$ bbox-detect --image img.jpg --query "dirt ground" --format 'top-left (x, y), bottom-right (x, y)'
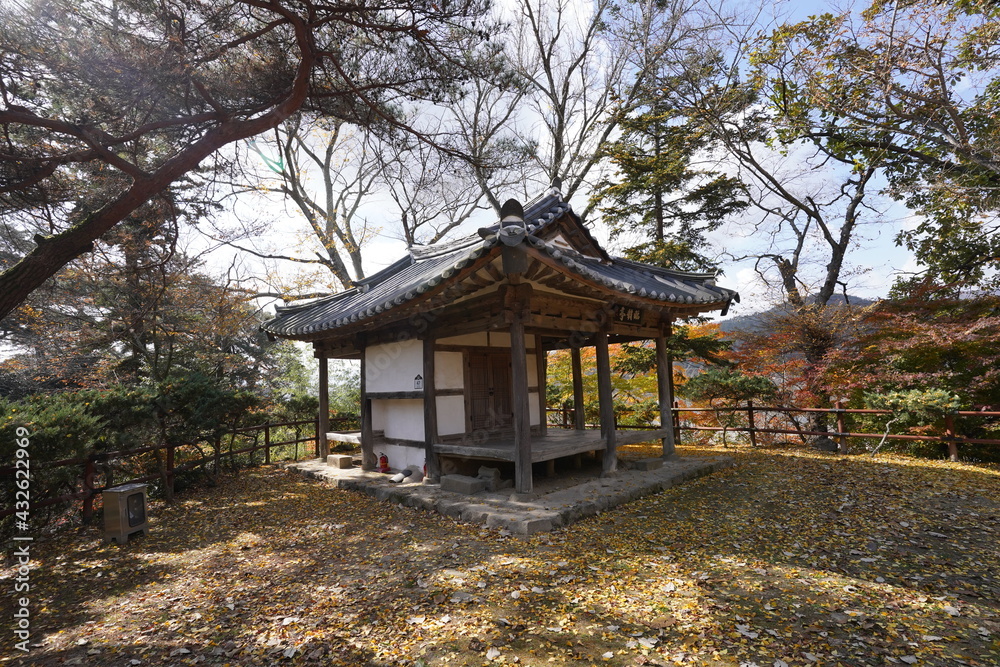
top-left (2, 444), bottom-right (999, 666)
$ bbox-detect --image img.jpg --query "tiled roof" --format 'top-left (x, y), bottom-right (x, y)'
top-left (263, 193), bottom-right (738, 339)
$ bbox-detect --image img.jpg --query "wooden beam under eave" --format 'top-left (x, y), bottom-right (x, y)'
top-left (484, 260), bottom-right (504, 282)
top-left (313, 338), bottom-right (361, 359)
top-left (595, 330), bottom-right (617, 475)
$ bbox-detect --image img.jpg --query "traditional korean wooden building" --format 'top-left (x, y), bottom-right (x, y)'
top-left (263, 187), bottom-right (738, 493)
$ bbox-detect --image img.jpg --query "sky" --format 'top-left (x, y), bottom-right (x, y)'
top-left (231, 132), bottom-right (923, 323)
top-left (206, 0), bottom-right (923, 323)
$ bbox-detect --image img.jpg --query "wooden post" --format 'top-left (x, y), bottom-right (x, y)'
top-left (673, 400), bottom-right (681, 447)
top-left (317, 354), bottom-right (330, 459)
top-left (510, 311), bottom-right (533, 493)
top-left (655, 333), bottom-right (676, 458)
top-left (423, 336), bottom-right (440, 481)
top-left (82, 457), bottom-right (96, 524)
top-left (746, 400), bottom-right (757, 448)
top-left (835, 401), bottom-right (848, 454)
top-left (359, 339), bottom-right (377, 470)
top-left (571, 345), bottom-right (586, 430)
top-left (945, 413), bottom-right (959, 462)
top-left (536, 335), bottom-right (547, 435)
top-left (264, 422), bottom-right (271, 464)
top-left (595, 330), bottom-right (616, 474)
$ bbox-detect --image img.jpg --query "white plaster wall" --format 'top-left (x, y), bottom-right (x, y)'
top-left (489, 332), bottom-right (512, 347)
top-left (365, 339), bottom-right (423, 393)
top-left (527, 353), bottom-right (537, 384)
top-left (437, 395), bottom-right (466, 435)
top-left (382, 399), bottom-right (425, 441)
top-left (435, 351), bottom-right (464, 389)
top-left (379, 443), bottom-right (426, 470)
top-left (529, 391), bottom-right (540, 426)
top-left (371, 399), bottom-right (387, 432)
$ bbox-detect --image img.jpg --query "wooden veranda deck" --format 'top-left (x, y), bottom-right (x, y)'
top-left (432, 427), bottom-right (672, 463)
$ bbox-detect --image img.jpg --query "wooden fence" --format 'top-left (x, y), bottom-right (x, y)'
top-left (546, 403), bottom-right (1000, 460)
top-left (0, 417), bottom-right (344, 523)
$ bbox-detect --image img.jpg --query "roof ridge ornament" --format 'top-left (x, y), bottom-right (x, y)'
top-left (499, 198), bottom-right (525, 227)
top-left (498, 197), bottom-right (527, 246)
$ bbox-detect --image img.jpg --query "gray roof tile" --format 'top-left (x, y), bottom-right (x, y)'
top-left (263, 194), bottom-right (738, 339)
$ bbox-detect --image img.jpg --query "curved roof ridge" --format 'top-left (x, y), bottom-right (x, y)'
top-left (354, 254), bottom-right (412, 287)
top-left (273, 288), bottom-right (358, 315)
top-left (261, 188), bottom-right (739, 340)
top-left (408, 233), bottom-right (483, 261)
top-left (526, 233), bottom-right (738, 306)
top-left (610, 255), bottom-right (720, 281)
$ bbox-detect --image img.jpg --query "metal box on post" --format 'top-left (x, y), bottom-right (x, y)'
top-left (103, 483), bottom-right (149, 544)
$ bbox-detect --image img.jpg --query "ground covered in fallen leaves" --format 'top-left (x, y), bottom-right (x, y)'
top-left (3, 445), bottom-right (1000, 667)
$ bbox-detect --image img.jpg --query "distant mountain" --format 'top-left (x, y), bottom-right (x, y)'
top-left (716, 295), bottom-right (877, 335)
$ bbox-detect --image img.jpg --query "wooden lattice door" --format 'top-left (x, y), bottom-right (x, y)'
top-left (469, 351), bottom-right (513, 432)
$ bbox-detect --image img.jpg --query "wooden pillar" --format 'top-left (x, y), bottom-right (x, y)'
top-left (834, 400), bottom-right (848, 454)
top-left (570, 345), bottom-right (586, 430)
top-left (511, 313), bottom-right (533, 493)
top-left (423, 336), bottom-right (440, 481)
top-left (945, 413), bottom-right (959, 462)
top-left (536, 335), bottom-right (547, 434)
top-left (359, 342), bottom-right (376, 470)
top-left (500, 235), bottom-right (532, 492)
top-left (318, 354), bottom-right (330, 459)
top-left (595, 331), bottom-right (617, 474)
top-left (655, 332), bottom-right (676, 459)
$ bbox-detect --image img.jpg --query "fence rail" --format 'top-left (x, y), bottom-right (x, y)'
top-left (0, 417), bottom-right (336, 522)
top-left (546, 403), bottom-right (1000, 460)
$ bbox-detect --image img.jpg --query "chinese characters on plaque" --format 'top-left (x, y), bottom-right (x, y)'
top-left (615, 306), bottom-right (642, 324)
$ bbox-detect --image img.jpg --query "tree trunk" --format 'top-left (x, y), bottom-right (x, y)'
top-left (0, 11), bottom-right (316, 321)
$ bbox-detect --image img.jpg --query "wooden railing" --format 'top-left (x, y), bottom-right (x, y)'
top-left (0, 417), bottom-right (340, 523)
top-left (546, 404), bottom-right (1000, 460)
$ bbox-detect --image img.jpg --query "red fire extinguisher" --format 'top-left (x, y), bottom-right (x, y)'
top-left (378, 452), bottom-right (390, 473)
